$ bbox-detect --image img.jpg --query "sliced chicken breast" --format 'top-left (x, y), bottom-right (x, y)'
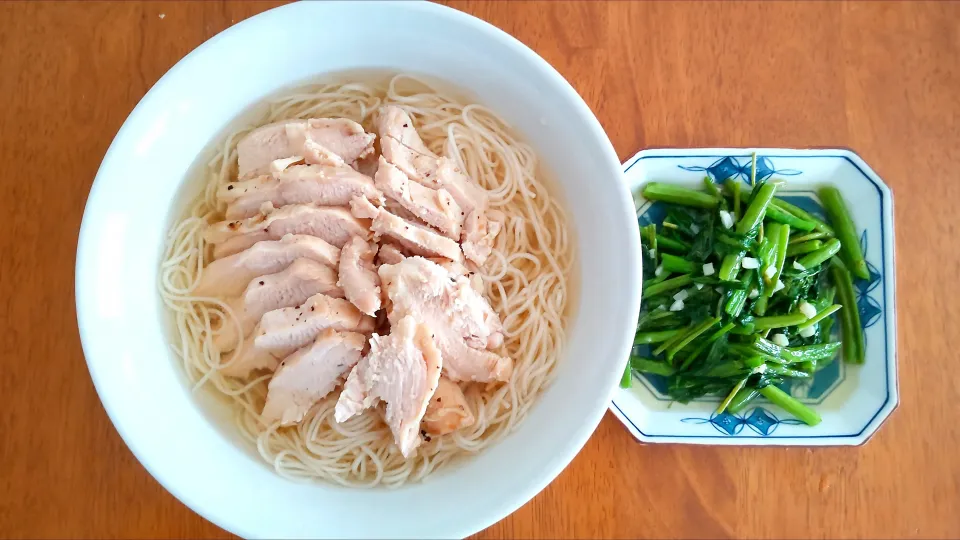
top-left (428, 257), bottom-right (470, 277)
top-left (379, 257), bottom-right (510, 382)
top-left (214, 259), bottom-right (344, 351)
top-left (194, 234), bottom-right (339, 297)
top-left (256, 292), bottom-right (375, 350)
top-left (349, 194), bottom-right (380, 220)
top-left (220, 293), bottom-right (374, 378)
top-left (448, 274), bottom-right (504, 350)
top-left (371, 245), bottom-right (470, 279)
top-left (431, 259), bottom-right (483, 294)
top-left (375, 107), bottom-right (487, 211)
top-left (374, 106), bottom-right (433, 155)
top-left (237, 118), bottom-right (375, 179)
top-left (212, 232), bottom-right (271, 260)
top-left (334, 315), bottom-right (443, 457)
top-left (260, 329), bottom-right (365, 426)
top-left (206, 204), bottom-right (372, 258)
top-left (290, 119), bottom-right (376, 164)
top-left (461, 209), bottom-right (502, 265)
top-left (432, 156), bottom-right (488, 216)
top-left (267, 156), bottom-right (305, 175)
top-left (379, 136), bottom-right (440, 184)
top-left (220, 164), bottom-right (383, 220)
top-left (376, 243), bottom-right (407, 266)
top-left (338, 236), bottom-right (381, 317)
top-left (375, 157), bottom-right (462, 239)
top-left (423, 377), bottom-right (476, 435)
top-left (380, 137), bottom-right (487, 216)
top-left (370, 207), bottom-right (463, 262)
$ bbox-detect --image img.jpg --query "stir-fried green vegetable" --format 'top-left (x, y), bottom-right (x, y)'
top-left (623, 161), bottom-right (870, 426)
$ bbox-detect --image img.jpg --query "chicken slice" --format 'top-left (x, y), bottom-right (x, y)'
top-left (375, 157), bottom-right (462, 239)
top-left (293, 119), bottom-right (375, 163)
top-left (256, 293), bottom-right (375, 350)
top-left (338, 236), bottom-right (381, 317)
top-left (220, 293), bottom-right (374, 378)
top-left (370, 207), bottom-right (463, 262)
top-left (206, 204), bottom-right (372, 258)
top-left (374, 105), bottom-right (433, 155)
top-left (380, 256), bottom-right (486, 310)
top-left (237, 118), bottom-right (375, 179)
top-left (374, 106), bottom-right (487, 212)
top-left (214, 259), bottom-right (343, 351)
top-left (461, 209), bottom-right (502, 265)
top-left (376, 243), bottom-right (406, 266)
top-left (349, 194), bottom-right (380, 220)
top-left (422, 378), bottom-right (475, 435)
top-left (378, 137), bottom-right (440, 186)
top-left (334, 315), bottom-right (443, 457)
top-left (220, 165), bottom-right (383, 220)
top-left (349, 194), bottom-right (460, 261)
top-left (377, 138), bottom-right (482, 213)
top-left (432, 259), bottom-right (484, 295)
top-left (194, 234), bottom-right (340, 297)
top-left (428, 257), bottom-right (470, 278)
top-left (431, 156), bottom-right (488, 216)
top-left (372, 245), bottom-right (471, 279)
top-left (380, 138), bottom-right (486, 216)
top-left (379, 257), bottom-right (510, 382)
top-left (212, 233), bottom-right (271, 260)
top-left (268, 156), bottom-right (305, 175)
top-left (260, 329), bottom-right (365, 426)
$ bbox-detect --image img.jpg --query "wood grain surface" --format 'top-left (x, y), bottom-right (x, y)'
top-left (0, 1), bottom-right (957, 538)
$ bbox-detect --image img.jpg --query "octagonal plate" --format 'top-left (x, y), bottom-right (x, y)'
top-left (610, 148), bottom-right (897, 445)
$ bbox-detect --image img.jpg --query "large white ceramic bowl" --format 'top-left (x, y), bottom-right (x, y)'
top-left (75, 2), bottom-right (641, 538)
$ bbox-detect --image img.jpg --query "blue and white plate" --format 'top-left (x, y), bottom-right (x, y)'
top-left (611, 148), bottom-right (898, 445)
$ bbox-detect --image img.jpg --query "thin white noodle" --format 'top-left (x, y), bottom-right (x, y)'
top-left (157, 74), bottom-right (574, 487)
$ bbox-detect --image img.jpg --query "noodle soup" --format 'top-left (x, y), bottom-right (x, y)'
top-left (159, 72), bottom-right (574, 487)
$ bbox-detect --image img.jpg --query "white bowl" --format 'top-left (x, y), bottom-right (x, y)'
top-left (75, 2), bottom-right (641, 538)
top-left (611, 148), bottom-right (897, 445)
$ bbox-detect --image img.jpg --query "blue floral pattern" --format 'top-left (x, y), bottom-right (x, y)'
top-left (679, 156), bottom-right (801, 185)
top-left (856, 230), bottom-right (883, 330)
top-left (681, 406), bottom-right (806, 436)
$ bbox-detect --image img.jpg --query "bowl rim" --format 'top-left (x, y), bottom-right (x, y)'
top-left (610, 147), bottom-right (898, 446)
top-left (75, 1), bottom-right (641, 537)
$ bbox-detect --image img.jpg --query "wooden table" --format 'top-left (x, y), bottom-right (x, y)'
top-left (1, 1), bottom-right (956, 538)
